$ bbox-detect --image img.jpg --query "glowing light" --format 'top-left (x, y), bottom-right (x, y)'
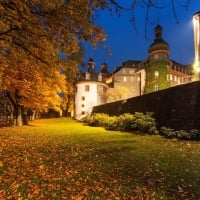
top-left (193, 11), bottom-right (200, 74)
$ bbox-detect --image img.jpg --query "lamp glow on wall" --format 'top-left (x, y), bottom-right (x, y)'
top-left (193, 11), bottom-right (200, 79)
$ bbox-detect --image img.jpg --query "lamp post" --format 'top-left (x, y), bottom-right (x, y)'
top-left (193, 11), bottom-right (200, 80)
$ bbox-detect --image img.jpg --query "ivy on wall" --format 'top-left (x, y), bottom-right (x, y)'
top-left (144, 60), bottom-right (171, 94)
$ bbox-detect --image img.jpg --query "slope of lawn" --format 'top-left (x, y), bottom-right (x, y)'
top-left (0, 118), bottom-right (200, 199)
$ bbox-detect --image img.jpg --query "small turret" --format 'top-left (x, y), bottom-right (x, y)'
top-left (88, 58), bottom-right (95, 73)
top-left (148, 24), bottom-right (169, 61)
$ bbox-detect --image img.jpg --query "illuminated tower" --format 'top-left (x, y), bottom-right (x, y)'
top-left (193, 11), bottom-right (200, 73)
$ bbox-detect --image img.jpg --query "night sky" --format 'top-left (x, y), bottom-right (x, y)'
top-left (84, 0), bottom-right (200, 73)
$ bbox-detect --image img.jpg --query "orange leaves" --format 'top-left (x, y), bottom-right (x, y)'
top-left (1, 118), bottom-right (200, 199)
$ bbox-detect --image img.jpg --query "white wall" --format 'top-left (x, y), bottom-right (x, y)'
top-left (75, 81), bottom-right (107, 120)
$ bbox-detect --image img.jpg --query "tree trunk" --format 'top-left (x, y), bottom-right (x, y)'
top-left (22, 106), bottom-right (28, 125)
top-left (15, 105), bottom-right (22, 126)
top-left (31, 110), bottom-right (36, 120)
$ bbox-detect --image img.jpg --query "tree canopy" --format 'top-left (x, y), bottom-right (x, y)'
top-left (0, 0), bottom-right (107, 124)
top-left (0, 0), bottom-right (193, 125)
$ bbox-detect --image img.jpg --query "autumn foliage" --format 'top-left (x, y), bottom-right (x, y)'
top-left (0, 118), bottom-right (200, 199)
top-left (0, 0), bottom-right (107, 125)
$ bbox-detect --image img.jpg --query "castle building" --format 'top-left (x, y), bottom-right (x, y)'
top-left (144, 24), bottom-right (192, 93)
top-left (74, 58), bottom-right (110, 120)
top-left (109, 25), bottom-right (192, 97)
top-left (74, 24), bottom-right (193, 119)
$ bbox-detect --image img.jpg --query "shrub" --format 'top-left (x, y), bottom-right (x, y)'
top-left (82, 113), bottom-right (110, 127)
top-left (160, 128), bottom-right (200, 141)
top-left (160, 127), bottom-right (176, 139)
top-left (105, 116), bottom-right (119, 130)
top-left (189, 129), bottom-right (200, 140)
top-left (176, 130), bottom-right (190, 140)
top-left (116, 113), bottom-right (135, 131)
top-left (83, 112), bottom-right (158, 135)
top-left (131, 112), bottom-right (157, 134)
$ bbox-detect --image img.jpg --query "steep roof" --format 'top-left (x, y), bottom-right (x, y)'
top-left (148, 24), bottom-right (169, 54)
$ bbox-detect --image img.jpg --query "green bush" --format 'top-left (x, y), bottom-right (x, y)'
top-left (176, 130), bottom-right (190, 140)
top-left (189, 129), bottom-right (200, 140)
top-left (131, 112), bottom-right (157, 134)
top-left (83, 112), bottom-right (158, 135)
top-left (117, 113), bottom-right (135, 131)
top-left (160, 127), bottom-right (200, 140)
top-left (160, 127), bottom-right (176, 138)
top-left (82, 113), bottom-right (110, 127)
top-left (105, 116), bottom-right (119, 131)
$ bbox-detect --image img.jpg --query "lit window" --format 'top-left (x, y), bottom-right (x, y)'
top-left (154, 71), bottom-right (159, 80)
top-left (98, 73), bottom-right (102, 81)
top-left (155, 84), bottom-right (159, 91)
top-left (98, 85), bottom-right (103, 93)
top-left (123, 76), bottom-right (127, 82)
top-left (178, 77), bottom-right (181, 84)
top-left (167, 74), bottom-right (170, 81)
top-left (85, 72), bottom-right (90, 80)
top-left (85, 85), bottom-right (90, 92)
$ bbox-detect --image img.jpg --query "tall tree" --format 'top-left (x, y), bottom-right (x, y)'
top-left (0, 0), bottom-right (106, 125)
top-left (0, 0), bottom-right (192, 125)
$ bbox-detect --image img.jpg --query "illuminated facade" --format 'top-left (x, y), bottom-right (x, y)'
top-left (193, 11), bottom-right (200, 75)
top-left (108, 25), bottom-right (192, 96)
top-left (75, 24), bottom-right (193, 119)
top-left (74, 58), bottom-right (110, 120)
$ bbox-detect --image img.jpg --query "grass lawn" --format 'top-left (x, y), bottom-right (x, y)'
top-left (0, 118), bottom-right (200, 200)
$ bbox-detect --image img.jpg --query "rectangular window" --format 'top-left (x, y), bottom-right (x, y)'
top-left (167, 74), bottom-right (170, 81)
top-left (85, 72), bottom-right (90, 80)
top-left (85, 85), bottom-right (90, 92)
top-left (81, 96), bottom-right (85, 101)
top-left (123, 76), bottom-right (127, 82)
top-left (98, 74), bottom-right (102, 81)
top-left (98, 85), bottom-right (104, 93)
top-left (155, 85), bottom-right (159, 91)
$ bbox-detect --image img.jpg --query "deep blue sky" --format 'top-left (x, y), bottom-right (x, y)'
top-left (84, 0), bottom-right (200, 73)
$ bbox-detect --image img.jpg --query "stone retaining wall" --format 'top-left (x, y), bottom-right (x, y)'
top-left (92, 82), bottom-right (200, 130)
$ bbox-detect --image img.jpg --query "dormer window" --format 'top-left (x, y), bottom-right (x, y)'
top-left (85, 72), bottom-right (90, 80)
top-left (98, 73), bottom-right (102, 81)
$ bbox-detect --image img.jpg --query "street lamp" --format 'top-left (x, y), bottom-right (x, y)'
top-left (193, 11), bottom-right (200, 80)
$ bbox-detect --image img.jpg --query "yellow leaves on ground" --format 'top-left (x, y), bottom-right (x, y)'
top-left (0, 118), bottom-right (200, 199)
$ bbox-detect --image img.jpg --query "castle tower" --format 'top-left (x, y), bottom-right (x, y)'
top-left (144, 24), bottom-right (170, 94)
top-left (74, 58), bottom-right (108, 120)
top-left (148, 24), bottom-right (170, 61)
top-left (87, 57), bottom-right (95, 74)
top-left (193, 11), bottom-right (200, 73)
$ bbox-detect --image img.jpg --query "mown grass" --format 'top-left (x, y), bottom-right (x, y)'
top-left (0, 118), bottom-right (200, 199)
